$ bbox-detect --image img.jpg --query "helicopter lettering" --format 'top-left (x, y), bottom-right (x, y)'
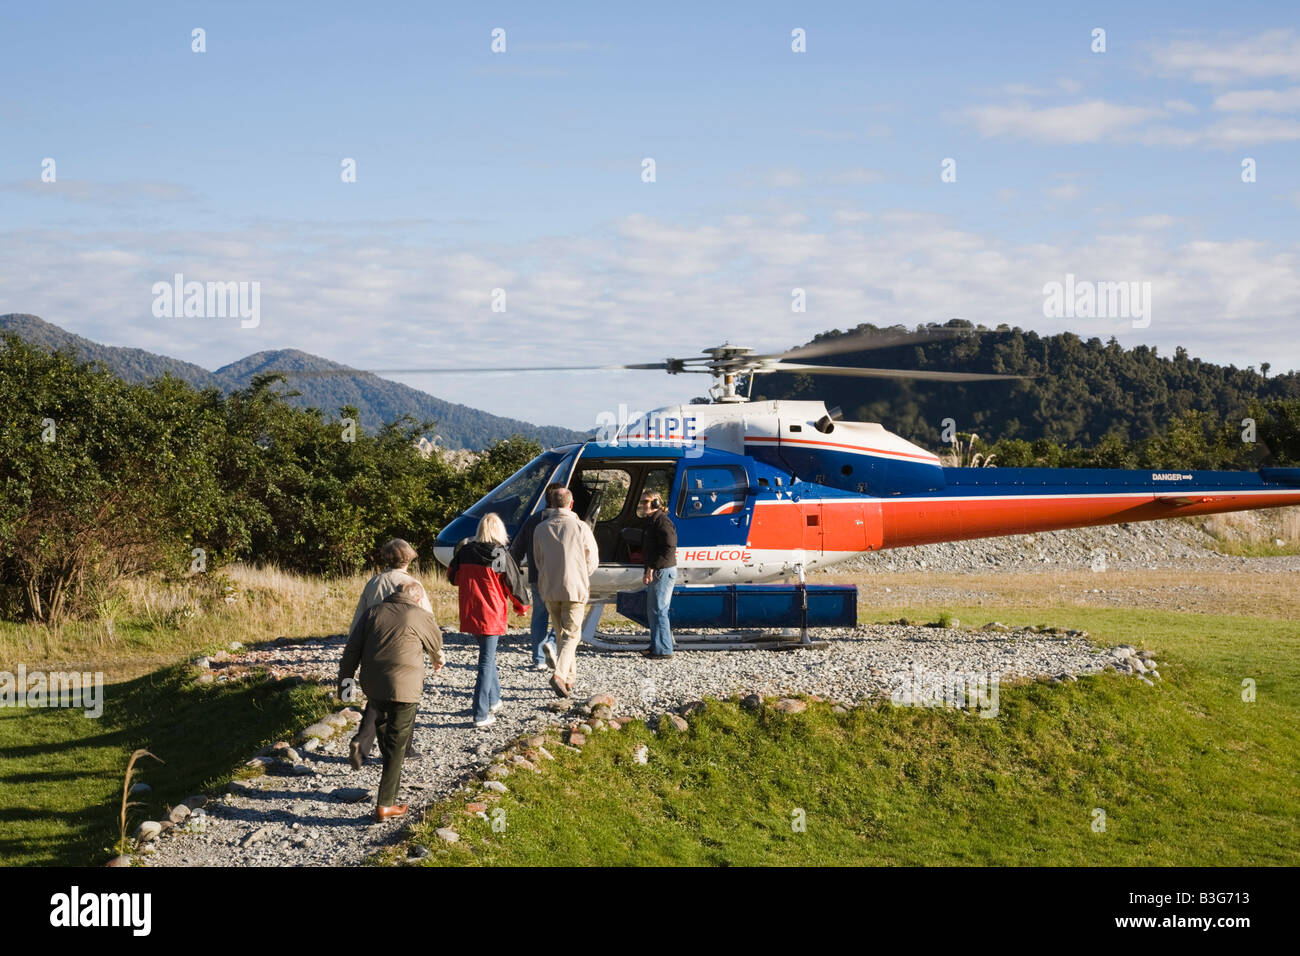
top-left (682, 549), bottom-right (752, 563)
top-left (595, 403), bottom-right (701, 455)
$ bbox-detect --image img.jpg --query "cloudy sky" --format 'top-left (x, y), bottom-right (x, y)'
top-left (3, 1), bottom-right (1298, 430)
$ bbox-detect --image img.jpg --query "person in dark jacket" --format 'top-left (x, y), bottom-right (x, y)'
top-left (338, 580), bottom-right (444, 822)
top-left (509, 482), bottom-right (565, 671)
top-left (346, 538), bottom-right (433, 770)
top-left (639, 490), bottom-right (678, 659)
top-left (447, 512), bottom-right (529, 727)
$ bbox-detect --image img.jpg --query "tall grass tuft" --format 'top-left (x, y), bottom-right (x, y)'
top-left (116, 748), bottom-right (163, 857)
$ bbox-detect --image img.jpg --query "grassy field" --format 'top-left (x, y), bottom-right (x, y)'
top-left (2, 549), bottom-right (1297, 867)
top-left (0, 666), bottom-right (333, 866)
top-left (395, 601), bottom-right (1298, 866)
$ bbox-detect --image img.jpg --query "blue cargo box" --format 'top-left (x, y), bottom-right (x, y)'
top-left (616, 584), bottom-right (858, 629)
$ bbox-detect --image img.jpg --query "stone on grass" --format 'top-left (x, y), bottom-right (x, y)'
top-left (483, 780), bottom-right (508, 793)
top-left (771, 698), bottom-right (807, 714)
top-left (296, 723), bottom-right (335, 744)
top-left (568, 732), bottom-right (587, 747)
top-left (465, 802), bottom-right (487, 815)
top-left (134, 821), bottom-right (162, 842)
top-left (664, 714), bottom-right (689, 732)
top-left (741, 694), bottom-right (762, 711)
top-left (167, 805), bottom-right (191, 825)
top-left (633, 745), bottom-right (649, 765)
top-left (485, 764), bottom-right (510, 780)
top-left (577, 723), bottom-right (594, 735)
top-left (435, 828), bottom-right (459, 844)
top-left (408, 845), bottom-right (430, 861)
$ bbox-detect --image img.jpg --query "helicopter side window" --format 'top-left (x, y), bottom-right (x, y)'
top-left (678, 465), bottom-right (747, 519)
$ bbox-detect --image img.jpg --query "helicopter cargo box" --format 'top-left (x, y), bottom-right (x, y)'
top-left (616, 584), bottom-right (857, 630)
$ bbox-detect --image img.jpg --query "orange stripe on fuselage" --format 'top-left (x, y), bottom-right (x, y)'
top-left (879, 491), bottom-right (1300, 549)
top-left (743, 491), bottom-right (1300, 552)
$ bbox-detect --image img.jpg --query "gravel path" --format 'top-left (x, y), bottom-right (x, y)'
top-left (143, 623), bottom-right (1136, 867)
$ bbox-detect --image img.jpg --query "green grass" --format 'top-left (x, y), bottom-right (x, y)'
top-left (0, 665), bottom-right (333, 866)
top-left (396, 606), bottom-right (1298, 866)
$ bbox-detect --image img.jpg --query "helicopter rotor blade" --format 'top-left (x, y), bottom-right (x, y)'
top-left (750, 326), bottom-right (972, 363)
top-left (279, 362), bottom-right (671, 378)
top-left (761, 363), bottom-right (1025, 383)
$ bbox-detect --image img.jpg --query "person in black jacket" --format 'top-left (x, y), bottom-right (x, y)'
top-left (509, 483), bottom-right (565, 671)
top-left (638, 490), bottom-right (677, 659)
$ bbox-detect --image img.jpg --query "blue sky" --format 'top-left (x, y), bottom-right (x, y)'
top-left (3, 1), bottom-right (1298, 430)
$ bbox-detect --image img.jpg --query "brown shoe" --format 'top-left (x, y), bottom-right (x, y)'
top-left (374, 804), bottom-right (408, 822)
top-left (549, 674), bottom-right (571, 698)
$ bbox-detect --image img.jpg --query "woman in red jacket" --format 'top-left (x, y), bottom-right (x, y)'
top-left (447, 513), bottom-right (529, 728)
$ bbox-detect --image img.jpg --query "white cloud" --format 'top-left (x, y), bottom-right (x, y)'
top-left (965, 100), bottom-right (1166, 143)
top-left (1131, 214), bottom-right (1176, 230)
top-left (1212, 87), bottom-right (1300, 112)
top-left (829, 167), bottom-right (886, 185)
top-left (3, 214), bottom-right (1297, 429)
top-left (1045, 183), bottom-right (1082, 201)
top-left (1150, 29), bottom-right (1300, 85)
top-left (4, 180), bottom-right (199, 204)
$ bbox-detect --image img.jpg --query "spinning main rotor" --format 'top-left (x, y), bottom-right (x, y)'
top-left (286, 327), bottom-right (1022, 403)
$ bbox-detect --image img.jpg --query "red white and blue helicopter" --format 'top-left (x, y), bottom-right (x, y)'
top-left (420, 330), bottom-right (1300, 648)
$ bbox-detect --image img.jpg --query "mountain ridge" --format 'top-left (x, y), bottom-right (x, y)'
top-left (0, 314), bottom-right (586, 450)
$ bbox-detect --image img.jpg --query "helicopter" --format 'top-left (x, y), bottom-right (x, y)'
top-left (413, 327), bottom-right (1300, 648)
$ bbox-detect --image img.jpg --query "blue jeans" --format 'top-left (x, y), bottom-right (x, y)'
top-left (472, 634), bottom-right (501, 722)
top-left (647, 566), bottom-right (677, 656)
top-left (529, 583), bottom-right (556, 665)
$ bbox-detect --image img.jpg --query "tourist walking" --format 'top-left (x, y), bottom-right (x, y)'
top-left (447, 513), bottom-right (530, 728)
top-left (532, 486), bottom-right (599, 698)
top-left (337, 580), bottom-right (444, 822)
top-left (509, 483), bottom-right (565, 671)
top-left (346, 538), bottom-right (433, 769)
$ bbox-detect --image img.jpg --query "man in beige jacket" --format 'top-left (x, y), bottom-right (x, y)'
top-left (532, 486), bottom-right (599, 697)
top-left (338, 580), bottom-right (444, 822)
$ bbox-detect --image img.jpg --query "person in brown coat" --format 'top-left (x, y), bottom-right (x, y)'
top-left (338, 580), bottom-right (444, 822)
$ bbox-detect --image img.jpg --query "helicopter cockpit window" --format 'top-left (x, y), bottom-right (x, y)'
top-left (464, 450), bottom-right (565, 527)
top-left (678, 465), bottom-right (747, 518)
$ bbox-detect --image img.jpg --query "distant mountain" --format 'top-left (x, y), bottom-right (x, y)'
top-left (0, 314), bottom-right (585, 450)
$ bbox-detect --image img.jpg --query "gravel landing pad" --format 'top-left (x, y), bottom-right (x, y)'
top-left (144, 625), bottom-right (1139, 867)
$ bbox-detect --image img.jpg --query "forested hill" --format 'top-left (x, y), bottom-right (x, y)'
top-left (753, 320), bottom-right (1300, 448)
top-left (0, 314), bottom-right (585, 450)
